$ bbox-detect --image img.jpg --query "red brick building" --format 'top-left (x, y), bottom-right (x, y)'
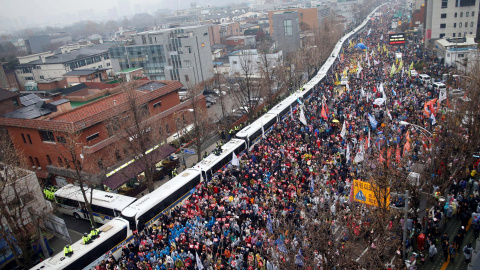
top-left (0, 89), bottom-right (21, 115)
top-left (0, 80), bottom-right (206, 188)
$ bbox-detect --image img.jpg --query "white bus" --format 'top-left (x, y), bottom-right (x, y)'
top-left (54, 184), bottom-right (137, 224)
top-left (31, 218), bottom-right (132, 270)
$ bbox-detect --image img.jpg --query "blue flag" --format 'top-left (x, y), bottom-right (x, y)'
top-left (267, 212), bottom-right (273, 233)
top-left (368, 113), bottom-right (378, 129)
top-left (392, 88), bottom-right (396, 96)
top-left (276, 237), bottom-right (287, 253)
top-left (295, 249), bottom-right (304, 267)
top-left (297, 97), bottom-right (303, 105)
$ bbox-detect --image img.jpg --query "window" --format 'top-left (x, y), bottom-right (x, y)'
top-left (86, 132), bottom-right (100, 142)
top-left (21, 134), bottom-right (26, 144)
top-left (464, 32), bottom-right (467, 36)
top-left (460, 12), bottom-right (463, 17)
top-left (233, 61), bottom-right (237, 64)
top-left (165, 124), bottom-right (170, 135)
top-left (29, 156), bottom-right (34, 167)
top-left (440, 33), bottom-right (446, 38)
top-left (459, 54), bottom-right (465, 58)
top-left (39, 130), bottom-right (55, 142)
top-left (455, 13), bottom-right (458, 18)
top-left (441, 0), bottom-right (448, 8)
top-left (440, 24), bottom-right (446, 28)
top-left (441, 13), bottom-right (447, 18)
top-left (284, 19), bottom-right (293, 36)
top-left (466, 12), bottom-right (469, 17)
top-left (185, 75), bottom-right (189, 82)
top-left (97, 159), bottom-right (104, 170)
top-left (35, 157), bottom-right (40, 167)
top-left (460, 22), bottom-right (463, 27)
top-left (64, 158), bottom-right (70, 169)
top-left (456, 0), bottom-right (476, 7)
top-left (153, 101), bottom-right (162, 108)
top-left (459, 32), bottom-right (462, 37)
top-left (465, 21), bottom-right (468, 27)
top-left (12, 98), bottom-right (18, 106)
top-left (39, 75), bottom-right (44, 79)
top-left (472, 12), bottom-right (475, 17)
top-left (454, 23), bottom-right (457, 28)
top-left (46, 155), bottom-right (52, 165)
top-left (57, 136), bottom-right (66, 144)
top-left (471, 22), bottom-right (474, 27)
top-left (453, 33), bottom-right (456, 37)
top-left (27, 134), bottom-right (32, 144)
top-left (57, 157), bottom-right (63, 167)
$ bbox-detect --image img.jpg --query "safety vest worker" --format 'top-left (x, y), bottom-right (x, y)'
top-left (82, 233), bottom-right (91, 244)
top-left (172, 168), bottom-right (178, 177)
top-left (229, 129), bottom-right (234, 134)
top-left (64, 245), bottom-right (73, 256)
top-left (90, 226), bottom-right (99, 239)
top-left (234, 125), bottom-right (239, 131)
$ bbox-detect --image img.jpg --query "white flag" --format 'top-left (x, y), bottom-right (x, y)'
top-left (367, 129), bottom-right (371, 148)
top-left (439, 90), bottom-right (447, 102)
top-left (196, 252), bottom-right (204, 270)
top-left (374, 59), bottom-right (380, 65)
top-left (340, 121), bottom-right (346, 139)
top-left (299, 107), bottom-right (307, 125)
top-left (354, 144), bottom-right (364, 163)
top-left (373, 97), bottom-right (386, 106)
top-left (361, 87), bottom-right (365, 97)
top-left (401, 67), bottom-right (405, 77)
top-left (262, 124), bottom-right (266, 139)
top-left (346, 143), bottom-right (350, 162)
top-left (231, 152), bottom-right (240, 166)
top-left (387, 108), bottom-right (392, 120)
top-left (430, 113), bottom-right (436, 125)
top-left (380, 35), bottom-right (383, 40)
top-left (346, 83), bottom-right (350, 91)
top-left (367, 56), bottom-right (371, 67)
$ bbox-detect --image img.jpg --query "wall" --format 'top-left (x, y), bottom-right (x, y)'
top-left (272, 11), bottom-right (301, 55)
top-left (37, 79), bottom-right (68, 91)
top-left (268, 8), bottom-right (318, 35)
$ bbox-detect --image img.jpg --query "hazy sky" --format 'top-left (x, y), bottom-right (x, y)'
top-left (0, 0), bottom-right (234, 32)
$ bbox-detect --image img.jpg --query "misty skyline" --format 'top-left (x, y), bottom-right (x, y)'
top-left (0, 0), bottom-right (240, 33)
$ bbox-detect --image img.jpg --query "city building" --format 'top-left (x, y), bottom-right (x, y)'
top-left (0, 89), bottom-right (21, 115)
top-left (433, 35), bottom-right (478, 67)
top-left (0, 80), bottom-right (206, 189)
top-left (268, 8), bottom-right (319, 34)
top-left (109, 25), bottom-right (214, 87)
top-left (271, 11), bottom-right (301, 55)
top-left (63, 68), bottom-right (109, 85)
top-left (225, 36), bottom-right (257, 47)
top-left (335, 0), bottom-right (360, 25)
top-left (207, 22), bottom-right (241, 45)
top-left (15, 43), bottom-right (114, 88)
top-left (424, 0), bottom-right (479, 45)
top-left (228, 49), bottom-right (283, 77)
top-left (116, 67), bottom-right (145, 82)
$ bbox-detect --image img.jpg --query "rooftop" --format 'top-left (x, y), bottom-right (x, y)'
top-left (18, 43), bottom-right (114, 66)
top-left (63, 68), bottom-right (108, 77)
top-left (0, 89), bottom-right (20, 102)
top-left (118, 67), bottom-right (143, 73)
top-left (435, 35), bottom-right (477, 48)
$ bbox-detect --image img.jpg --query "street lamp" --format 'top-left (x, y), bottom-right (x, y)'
top-left (399, 121), bottom-right (432, 137)
top-left (173, 109), bottom-right (194, 169)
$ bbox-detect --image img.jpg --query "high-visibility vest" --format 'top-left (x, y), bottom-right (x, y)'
top-left (82, 235), bottom-right (90, 244)
top-left (64, 246), bottom-right (72, 255)
top-left (229, 129), bottom-right (234, 134)
top-left (90, 228), bottom-right (99, 237)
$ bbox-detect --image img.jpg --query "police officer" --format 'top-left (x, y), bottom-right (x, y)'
top-left (82, 233), bottom-right (91, 244)
top-left (228, 128), bottom-right (234, 140)
top-left (64, 244), bottom-right (73, 256)
top-left (172, 167), bottom-right (178, 177)
top-left (90, 226), bottom-right (99, 239)
top-left (234, 125), bottom-right (239, 134)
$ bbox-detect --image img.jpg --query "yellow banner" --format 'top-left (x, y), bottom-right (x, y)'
top-left (353, 179), bottom-right (390, 207)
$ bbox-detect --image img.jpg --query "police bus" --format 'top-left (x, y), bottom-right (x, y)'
top-left (54, 184), bottom-right (137, 224)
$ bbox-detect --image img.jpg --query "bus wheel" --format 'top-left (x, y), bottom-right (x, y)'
top-left (73, 213), bottom-right (81, 219)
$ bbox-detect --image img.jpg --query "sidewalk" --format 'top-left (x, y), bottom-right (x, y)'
top-left (418, 215), bottom-right (476, 270)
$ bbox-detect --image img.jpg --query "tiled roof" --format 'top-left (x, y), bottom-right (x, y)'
top-left (0, 80), bottom-right (183, 132)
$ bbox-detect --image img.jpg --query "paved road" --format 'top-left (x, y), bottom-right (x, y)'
top-left (48, 212), bottom-right (92, 256)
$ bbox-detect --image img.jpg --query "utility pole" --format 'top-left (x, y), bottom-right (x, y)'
top-left (391, 190), bottom-right (410, 262)
top-left (403, 190), bottom-right (409, 262)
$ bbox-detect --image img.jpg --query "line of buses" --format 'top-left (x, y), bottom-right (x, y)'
top-left (32, 4), bottom-right (387, 269)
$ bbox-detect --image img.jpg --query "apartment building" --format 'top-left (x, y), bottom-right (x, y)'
top-left (424, 0), bottom-right (479, 45)
top-left (15, 43), bottom-right (114, 88)
top-left (271, 11), bottom-right (301, 55)
top-left (109, 25), bottom-right (214, 87)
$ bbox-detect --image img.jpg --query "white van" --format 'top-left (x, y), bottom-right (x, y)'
top-left (432, 82), bottom-right (447, 92)
top-left (419, 74), bottom-right (431, 85)
top-left (410, 70), bottom-right (418, 78)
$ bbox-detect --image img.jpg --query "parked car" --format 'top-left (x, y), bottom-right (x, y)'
top-left (205, 95), bottom-right (217, 105)
top-left (203, 89), bottom-right (219, 96)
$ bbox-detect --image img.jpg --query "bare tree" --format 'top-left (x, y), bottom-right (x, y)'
top-left (0, 129), bottom-right (51, 268)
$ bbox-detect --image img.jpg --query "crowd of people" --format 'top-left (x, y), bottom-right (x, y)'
top-left (92, 3), bottom-right (480, 270)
